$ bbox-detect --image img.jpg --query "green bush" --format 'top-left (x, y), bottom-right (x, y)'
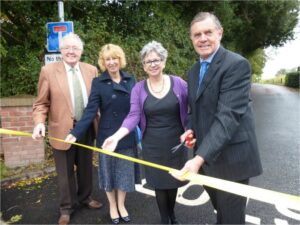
top-left (285, 72), bottom-right (300, 88)
top-left (2, 1), bottom-right (300, 97)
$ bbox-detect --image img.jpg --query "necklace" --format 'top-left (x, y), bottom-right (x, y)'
top-left (149, 77), bottom-right (165, 93)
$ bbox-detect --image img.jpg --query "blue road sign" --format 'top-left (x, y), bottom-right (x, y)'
top-left (47, 21), bottom-right (74, 52)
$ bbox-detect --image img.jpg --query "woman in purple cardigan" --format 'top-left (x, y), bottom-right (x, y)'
top-left (102, 41), bottom-right (188, 224)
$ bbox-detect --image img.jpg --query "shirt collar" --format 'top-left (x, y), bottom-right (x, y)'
top-left (63, 61), bottom-right (80, 72)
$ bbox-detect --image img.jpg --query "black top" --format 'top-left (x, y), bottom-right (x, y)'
top-left (142, 77), bottom-right (187, 189)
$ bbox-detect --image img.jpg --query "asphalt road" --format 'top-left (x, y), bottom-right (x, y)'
top-left (1, 83), bottom-right (300, 225)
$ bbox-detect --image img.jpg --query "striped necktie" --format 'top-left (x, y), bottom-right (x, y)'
top-left (70, 68), bottom-right (84, 121)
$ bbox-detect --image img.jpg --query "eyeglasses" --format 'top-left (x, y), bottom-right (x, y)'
top-left (143, 59), bottom-right (162, 66)
top-left (60, 46), bottom-right (82, 52)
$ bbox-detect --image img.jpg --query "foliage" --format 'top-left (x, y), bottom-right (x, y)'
top-left (260, 75), bottom-right (286, 86)
top-left (285, 72), bottom-right (300, 88)
top-left (1, 0), bottom-right (299, 96)
top-left (248, 48), bottom-right (266, 81)
top-left (0, 158), bottom-right (54, 180)
top-left (5, 214), bottom-right (22, 224)
top-left (276, 69), bottom-right (288, 76)
top-left (0, 159), bottom-right (8, 178)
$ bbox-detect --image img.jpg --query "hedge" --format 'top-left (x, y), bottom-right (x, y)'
top-left (285, 72), bottom-right (300, 88)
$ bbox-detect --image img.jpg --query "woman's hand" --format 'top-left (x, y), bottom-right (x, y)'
top-left (65, 134), bottom-right (77, 143)
top-left (102, 136), bottom-right (119, 152)
top-left (180, 129), bottom-right (196, 149)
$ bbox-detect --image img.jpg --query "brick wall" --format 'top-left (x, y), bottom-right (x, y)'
top-left (0, 96), bottom-right (45, 168)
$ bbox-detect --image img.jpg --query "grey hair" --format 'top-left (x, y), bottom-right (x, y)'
top-left (190, 12), bottom-right (223, 34)
top-left (140, 41), bottom-right (168, 63)
top-left (59, 33), bottom-right (84, 50)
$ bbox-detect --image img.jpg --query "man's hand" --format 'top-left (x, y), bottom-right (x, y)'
top-left (180, 129), bottom-right (196, 149)
top-left (170, 155), bottom-right (204, 181)
top-left (65, 134), bottom-right (77, 143)
top-left (32, 123), bottom-right (45, 139)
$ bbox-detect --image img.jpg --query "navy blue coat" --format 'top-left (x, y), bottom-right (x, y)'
top-left (71, 70), bottom-right (137, 150)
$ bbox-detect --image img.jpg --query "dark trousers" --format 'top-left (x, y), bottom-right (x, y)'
top-left (204, 179), bottom-right (249, 224)
top-left (53, 131), bottom-right (94, 215)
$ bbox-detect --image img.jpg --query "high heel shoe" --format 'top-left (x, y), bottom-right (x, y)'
top-left (121, 215), bottom-right (131, 223)
top-left (111, 217), bottom-right (120, 224)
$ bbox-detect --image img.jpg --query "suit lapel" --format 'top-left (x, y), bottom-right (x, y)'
top-left (55, 62), bottom-right (73, 114)
top-left (191, 62), bottom-right (201, 101)
top-left (112, 82), bottom-right (129, 93)
top-left (196, 47), bottom-right (224, 100)
top-left (79, 62), bottom-right (92, 95)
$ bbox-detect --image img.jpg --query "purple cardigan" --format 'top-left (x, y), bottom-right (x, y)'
top-left (122, 75), bottom-right (188, 137)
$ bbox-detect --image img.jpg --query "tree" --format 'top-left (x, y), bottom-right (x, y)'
top-left (248, 48), bottom-right (266, 81)
top-left (276, 69), bottom-right (287, 76)
top-left (1, 0), bottom-right (299, 96)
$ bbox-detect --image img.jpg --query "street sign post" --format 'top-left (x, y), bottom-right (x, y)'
top-left (46, 21), bottom-right (73, 52)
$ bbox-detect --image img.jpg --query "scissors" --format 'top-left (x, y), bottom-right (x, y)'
top-left (171, 133), bottom-right (194, 153)
top-left (171, 140), bottom-right (187, 153)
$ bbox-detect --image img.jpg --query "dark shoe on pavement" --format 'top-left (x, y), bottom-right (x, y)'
top-left (86, 200), bottom-right (103, 209)
top-left (111, 217), bottom-right (120, 224)
top-left (58, 214), bottom-right (70, 225)
top-left (121, 215), bottom-right (131, 223)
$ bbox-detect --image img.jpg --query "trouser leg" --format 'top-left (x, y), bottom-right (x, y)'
top-left (75, 145), bottom-right (93, 204)
top-left (204, 179), bottom-right (249, 224)
top-left (53, 147), bottom-right (76, 215)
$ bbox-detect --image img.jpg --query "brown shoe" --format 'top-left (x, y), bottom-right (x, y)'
top-left (86, 199), bottom-right (103, 209)
top-left (58, 214), bottom-right (70, 225)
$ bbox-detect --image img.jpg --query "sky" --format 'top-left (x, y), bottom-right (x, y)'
top-left (262, 17), bottom-right (300, 80)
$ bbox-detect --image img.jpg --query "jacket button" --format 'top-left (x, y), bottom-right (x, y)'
top-left (112, 94), bottom-right (117, 99)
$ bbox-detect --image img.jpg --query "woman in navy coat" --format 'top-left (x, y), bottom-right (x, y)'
top-left (66, 44), bottom-right (140, 224)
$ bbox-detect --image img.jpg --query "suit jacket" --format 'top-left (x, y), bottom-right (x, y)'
top-left (71, 70), bottom-right (137, 150)
top-left (33, 61), bottom-right (97, 150)
top-left (187, 46), bottom-right (262, 181)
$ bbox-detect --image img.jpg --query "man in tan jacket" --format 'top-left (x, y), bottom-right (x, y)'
top-left (32, 33), bottom-right (102, 225)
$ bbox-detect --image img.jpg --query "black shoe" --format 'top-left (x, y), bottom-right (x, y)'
top-left (111, 217), bottom-right (120, 224)
top-left (121, 215), bottom-right (131, 223)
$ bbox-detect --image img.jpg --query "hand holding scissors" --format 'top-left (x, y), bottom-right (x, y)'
top-left (171, 130), bottom-right (195, 153)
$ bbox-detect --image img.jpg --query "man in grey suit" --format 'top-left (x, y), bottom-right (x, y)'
top-left (174, 12), bottom-right (262, 224)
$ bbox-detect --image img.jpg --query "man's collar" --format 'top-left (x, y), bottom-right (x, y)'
top-left (63, 61), bottom-right (80, 71)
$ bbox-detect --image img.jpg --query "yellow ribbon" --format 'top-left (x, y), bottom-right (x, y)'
top-left (1, 128), bottom-right (299, 211)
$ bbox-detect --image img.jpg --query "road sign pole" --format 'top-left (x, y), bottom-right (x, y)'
top-left (58, 0), bottom-right (64, 51)
top-left (58, 0), bottom-right (64, 22)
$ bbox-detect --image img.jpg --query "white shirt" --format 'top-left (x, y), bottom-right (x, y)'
top-left (63, 62), bottom-right (88, 113)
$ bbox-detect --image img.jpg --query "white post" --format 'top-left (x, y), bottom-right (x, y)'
top-left (58, 0), bottom-right (64, 50)
top-left (58, 0), bottom-right (64, 22)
